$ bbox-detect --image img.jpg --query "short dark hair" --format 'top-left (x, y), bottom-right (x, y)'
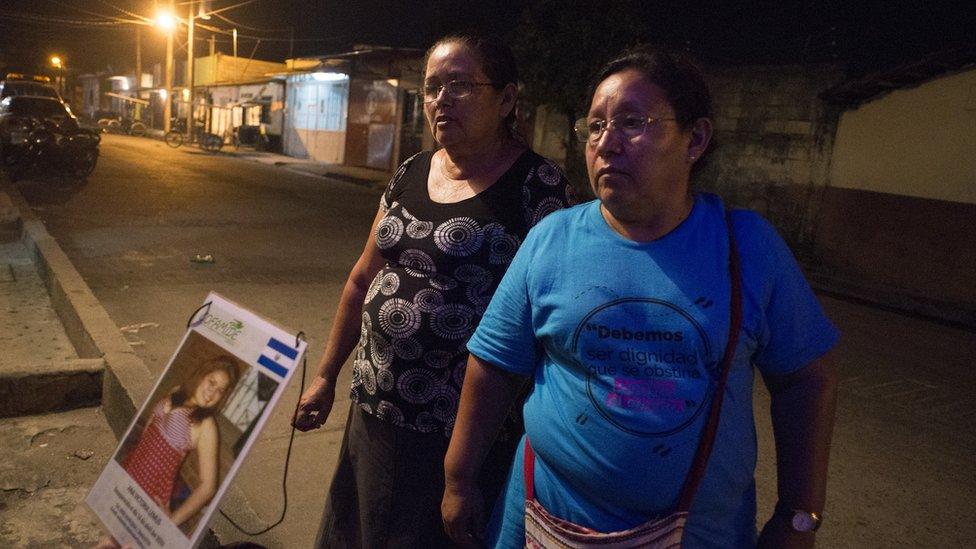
top-left (590, 45), bottom-right (713, 131)
top-left (425, 34), bottom-right (522, 141)
top-left (426, 34), bottom-right (519, 91)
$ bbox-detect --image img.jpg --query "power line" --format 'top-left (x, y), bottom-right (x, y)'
top-left (212, 11), bottom-right (290, 33)
top-left (199, 25), bottom-right (339, 43)
top-left (207, 0), bottom-right (264, 17)
top-left (0, 9), bottom-right (143, 27)
top-left (94, 0), bottom-right (152, 24)
top-left (46, 0), bottom-right (140, 24)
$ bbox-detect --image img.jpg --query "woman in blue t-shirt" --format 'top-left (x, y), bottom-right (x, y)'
top-left (442, 46), bottom-right (839, 549)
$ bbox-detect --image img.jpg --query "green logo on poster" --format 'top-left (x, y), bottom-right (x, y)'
top-left (201, 313), bottom-right (244, 342)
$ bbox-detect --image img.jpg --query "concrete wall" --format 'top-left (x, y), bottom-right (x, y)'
top-left (814, 67), bottom-right (976, 321)
top-left (814, 187), bottom-right (976, 315)
top-left (696, 63), bottom-right (845, 251)
top-left (526, 63), bottom-right (973, 322)
top-left (829, 68), bottom-right (976, 204)
top-left (528, 63), bottom-right (848, 251)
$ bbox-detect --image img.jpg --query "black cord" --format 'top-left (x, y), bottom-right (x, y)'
top-left (186, 301), bottom-right (212, 329)
top-left (183, 302), bottom-right (306, 537)
top-left (218, 330), bottom-right (307, 536)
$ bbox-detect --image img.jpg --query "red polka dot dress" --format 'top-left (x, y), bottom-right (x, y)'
top-left (122, 400), bottom-right (194, 507)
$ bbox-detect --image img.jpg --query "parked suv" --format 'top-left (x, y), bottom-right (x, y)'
top-left (0, 74), bottom-right (61, 101)
top-left (0, 96), bottom-right (80, 155)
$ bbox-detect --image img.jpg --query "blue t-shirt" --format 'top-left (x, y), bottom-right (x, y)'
top-left (466, 194), bottom-right (839, 548)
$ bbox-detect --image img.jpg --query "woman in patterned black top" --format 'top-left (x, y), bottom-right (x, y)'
top-left (292, 34), bottom-right (573, 548)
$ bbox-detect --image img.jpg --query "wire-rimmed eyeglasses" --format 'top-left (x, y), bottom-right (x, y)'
top-left (423, 80), bottom-right (495, 103)
top-left (574, 114), bottom-right (677, 143)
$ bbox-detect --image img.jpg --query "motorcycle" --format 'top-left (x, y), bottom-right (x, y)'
top-left (2, 118), bottom-right (100, 182)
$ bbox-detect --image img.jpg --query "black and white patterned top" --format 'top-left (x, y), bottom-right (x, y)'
top-left (351, 149), bottom-right (573, 437)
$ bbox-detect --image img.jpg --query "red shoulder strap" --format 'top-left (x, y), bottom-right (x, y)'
top-left (676, 207), bottom-right (743, 513)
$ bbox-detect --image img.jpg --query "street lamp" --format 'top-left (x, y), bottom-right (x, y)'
top-left (50, 55), bottom-right (65, 98)
top-left (154, 11), bottom-right (177, 33)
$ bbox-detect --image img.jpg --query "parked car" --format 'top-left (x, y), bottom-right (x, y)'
top-left (0, 95), bottom-right (99, 180)
top-left (0, 73), bottom-right (62, 101)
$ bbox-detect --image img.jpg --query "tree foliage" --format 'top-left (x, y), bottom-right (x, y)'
top-left (506, 1), bottom-right (652, 191)
top-left (508, 0), bottom-right (653, 114)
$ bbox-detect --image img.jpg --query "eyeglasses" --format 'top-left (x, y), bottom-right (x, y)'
top-left (574, 114), bottom-right (676, 143)
top-left (423, 80), bottom-right (495, 103)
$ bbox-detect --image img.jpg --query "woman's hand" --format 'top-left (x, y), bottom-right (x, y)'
top-left (292, 375), bottom-right (337, 431)
top-left (441, 480), bottom-right (486, 548)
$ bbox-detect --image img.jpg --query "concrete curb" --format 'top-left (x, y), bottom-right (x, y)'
top-left (3, 180), bottom-right (229, 546)
top-left (0, 358), bottom-right (104, 417)
top-left (1, 181), bottom-right (153, 437)
top-left (0, 190), bottom-right (21, 242)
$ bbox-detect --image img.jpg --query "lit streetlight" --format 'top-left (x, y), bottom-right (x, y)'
top-left (154, 11), bottom-right (177, 33)
top-left (155, 8), bottom-right (176, 133)
top-left (50, 55), bottom-right (65, 97)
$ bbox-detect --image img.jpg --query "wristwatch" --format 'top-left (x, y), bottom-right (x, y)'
top-left (775, 501), bottom-right (822, 532)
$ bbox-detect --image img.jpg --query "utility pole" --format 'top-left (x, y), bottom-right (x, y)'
top-left (186, 1), bottom-right (194, 139)
top-left (154, 5), bottom-right (177, 133)
top-left (135, 26), bottom-right (142, 121)
top-left (163, 18), bottom-right (173, 133)
top-left (135, 26), bottom-right (141, 93)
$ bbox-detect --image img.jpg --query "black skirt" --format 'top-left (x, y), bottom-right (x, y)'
top-left (315, 404), bottom-right (519, 549)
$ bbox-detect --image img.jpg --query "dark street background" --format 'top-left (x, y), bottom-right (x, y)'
top-left (4, 1), bottom-right (976, 76)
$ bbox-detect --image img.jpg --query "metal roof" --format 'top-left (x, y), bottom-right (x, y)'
top-left (820, 45), bottom-right (976, 108)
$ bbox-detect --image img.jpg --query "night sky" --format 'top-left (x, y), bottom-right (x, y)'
top-left (2, 1), bottom-right (974, 78)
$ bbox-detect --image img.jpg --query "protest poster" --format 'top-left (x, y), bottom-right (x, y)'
top-left (87, 292), bottom-right (307, 548)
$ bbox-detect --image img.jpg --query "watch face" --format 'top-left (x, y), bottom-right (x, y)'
top-left (791, 511), bottom-right (821, 532)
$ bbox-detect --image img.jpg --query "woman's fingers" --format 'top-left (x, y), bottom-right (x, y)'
top-left (441, 485), bottom-right (485, 547)
top-left (292, 377), bottom-right (336, 431)
top-left (292, 398), bottom-right (323, 431)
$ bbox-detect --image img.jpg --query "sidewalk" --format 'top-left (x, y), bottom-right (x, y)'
top-left (0, 192), bottom-right (114, 546)
top-left (136, 129), bottom-right (391, 189)
top-left (0, 145), bottom-right (376, 548)
top-left (216, 147), bottom-right (390, 190)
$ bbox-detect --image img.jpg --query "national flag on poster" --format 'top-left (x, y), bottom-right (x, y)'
top-left (258, 337), bottom-right (298, 377)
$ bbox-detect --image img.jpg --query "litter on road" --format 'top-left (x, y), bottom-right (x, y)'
top-left (118, 322), bottom-right (160, 334)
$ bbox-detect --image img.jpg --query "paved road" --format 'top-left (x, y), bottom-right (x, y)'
top-left (19, 134), bottom-right (976, 547)
top-left (18, 134), bottom-right (370, 545)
